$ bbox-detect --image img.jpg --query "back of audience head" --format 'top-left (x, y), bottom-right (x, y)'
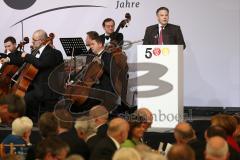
top-left (12, 116), bottom-right (33, 141)
top-left (38, 112), bottom-right (58, 138)
top-left (36, 136), bottom-right (69, 160)
top-left (205, 136), bottom-right (229, 160)
top-left (112, 148), bottom-right (141, 160)
top-left (211, 114), bottom-right (237, 136)
top-left (174, 122), bottom-right (196, 144)
top-left (89, 105), bottom-right (108, 127)
top-left (66, 154), bottom-right (85, 160)
top-left (205, 125), bottom-right (227, 141)
top-left (167, 144), bottom-right (195, 160)
top-left (75, 116), bottom-right (96, 140)
top-left (107, 117), bottom-right (129, 144)
top-left (54, 109), bottom-right (73, 133)
top-left (141, 152), bottom-right (166, 160)
top-left (0, 94), bottom-right (25, 124)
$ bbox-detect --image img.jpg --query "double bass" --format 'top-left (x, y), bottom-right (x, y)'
top-left (0, 37), bottom-right (29, 97)
top-left (11, 33), bottom-right (55, 97)
top-left (108, 13), bottom-right (131, 102)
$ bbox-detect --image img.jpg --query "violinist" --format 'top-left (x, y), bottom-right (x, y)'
top-left (100, 18), bottom-right (124, 47)
top-left (0, 36), bottom-right (23, 67)
top-left (19, 29), bottom-right (63, 120)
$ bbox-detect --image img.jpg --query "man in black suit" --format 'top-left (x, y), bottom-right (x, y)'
top-left (20, 29), bottom-right (63, 120)
top-left (0, 36), bottom-right (24, 67)
top-left (90, 117), bottom-right (129, 160)
top-left (100, 18), bottom-right (124, 47)
top-left (87, 105), bottom-right (109, 151)
top-left (174, 122), bottom-right (205, 160)
top-left (55, 109), bottom-right (90, 160)
top-left (143, 7), bottom-right (186, 49)
top-left (72, 35), bottom-right (118, 112)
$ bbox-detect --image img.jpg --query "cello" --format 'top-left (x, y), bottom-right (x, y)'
top-left (65, 54), bottom-right (104, 105)
top-left (11, 33), bottom-right (54, 97)
top-left (0, 37), bottom-right (29, 97)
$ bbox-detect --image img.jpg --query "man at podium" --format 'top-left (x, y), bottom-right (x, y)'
top-left (143, 7), bottom-right (186, 49)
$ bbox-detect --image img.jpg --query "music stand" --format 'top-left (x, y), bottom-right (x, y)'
top-left (60, 37), bottom-right (87, 56)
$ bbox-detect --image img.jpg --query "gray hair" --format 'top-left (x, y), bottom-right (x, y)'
top-left (12, 116), bottom-right (33, 136)
top-left (66, 155), bottom-right (85, 160)
top-left (74, 116), bottom-right (96, 136)
top-left (112, 148), bottom-right (141, 160)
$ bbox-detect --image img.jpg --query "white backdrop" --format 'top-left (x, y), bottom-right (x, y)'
top-left (0, 0), bottom-right (239, 107)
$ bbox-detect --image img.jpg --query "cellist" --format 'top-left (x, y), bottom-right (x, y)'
top-left (0, 36), bottom-right (23, 67)
top-left (12, 30), bottom-right (63, 121)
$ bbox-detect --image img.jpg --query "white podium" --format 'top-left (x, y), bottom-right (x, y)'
top-left (136, 45), bottom-right (183, 131)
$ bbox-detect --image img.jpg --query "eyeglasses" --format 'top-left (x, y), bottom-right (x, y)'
top-left (32, 38), bottom-right (41, 42)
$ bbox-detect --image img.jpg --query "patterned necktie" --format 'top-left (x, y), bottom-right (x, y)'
top-left (158, 26), bottom-right (164, 45)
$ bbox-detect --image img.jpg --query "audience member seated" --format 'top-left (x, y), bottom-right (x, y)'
top-left (167, 144), bottom-right (195, 160)
top-left (75, 116), bottom-right (96, 142)
top-left (25, 112), bottom-right (58, 160)
top-left (0, 94), bottom-right (25, 125)
top-left (89, 117), bottom-right (129, 160)
top-left (55, 109), bottom-right (90, 160)
top-left (66, 154), bottom-right (85, 160)
top-left (205, 136), bottom-right (229, 160)
top-left (35, 136), bottom-right (69, 160)
top-left (174, 122), bottom-right (205, 160)
top-left (135, 107), bottom-right (153, 131)
top-left (204, 125), bottom-right (227, 141)
top-left (2, 116), bottom-right (33, 155)
top-left (135, 144), bottom-right (166, 160)
top-left (112, 148), bottom-right (141, 160)
top-left (140, 151), bottom-right (165, 160)
top-left (233, 114), bottom-right (240, 145)
top-left (211, 114), bottom-right (240, 159)
top-left (121, 114), bottom-right (146, 147)
top-left (87, 105), bottom-right (109, 151)
top-left (89, 105), bottom-right (109, 136)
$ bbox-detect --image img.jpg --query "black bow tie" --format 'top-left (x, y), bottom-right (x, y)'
top-left (105, 36), bottom-right (110, 40)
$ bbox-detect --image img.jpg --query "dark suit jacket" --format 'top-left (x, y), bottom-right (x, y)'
top-left (93, 51), bottom-right (116, 94)
top-left (100, 32), bottom-right (124, 47)
top-left (58, 128), bottom-right (90, 160)
top-left (23, 45), bottom-right (64, 100)
top-left (187, 138), bottom-right (205, 160)
top-left (87, 123), bottom-right (108, 152)
top-left (89, 136), bottom-right (117, 160)
top-left (143, 23), bottom-right (186, 49)
top-left (8, 50), bottom-right (24, 67)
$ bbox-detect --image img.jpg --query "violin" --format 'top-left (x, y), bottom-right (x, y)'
top-left (11, 33), bottom-right (54, 97)
top-left (0, 37), bottom-right (29, 97)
